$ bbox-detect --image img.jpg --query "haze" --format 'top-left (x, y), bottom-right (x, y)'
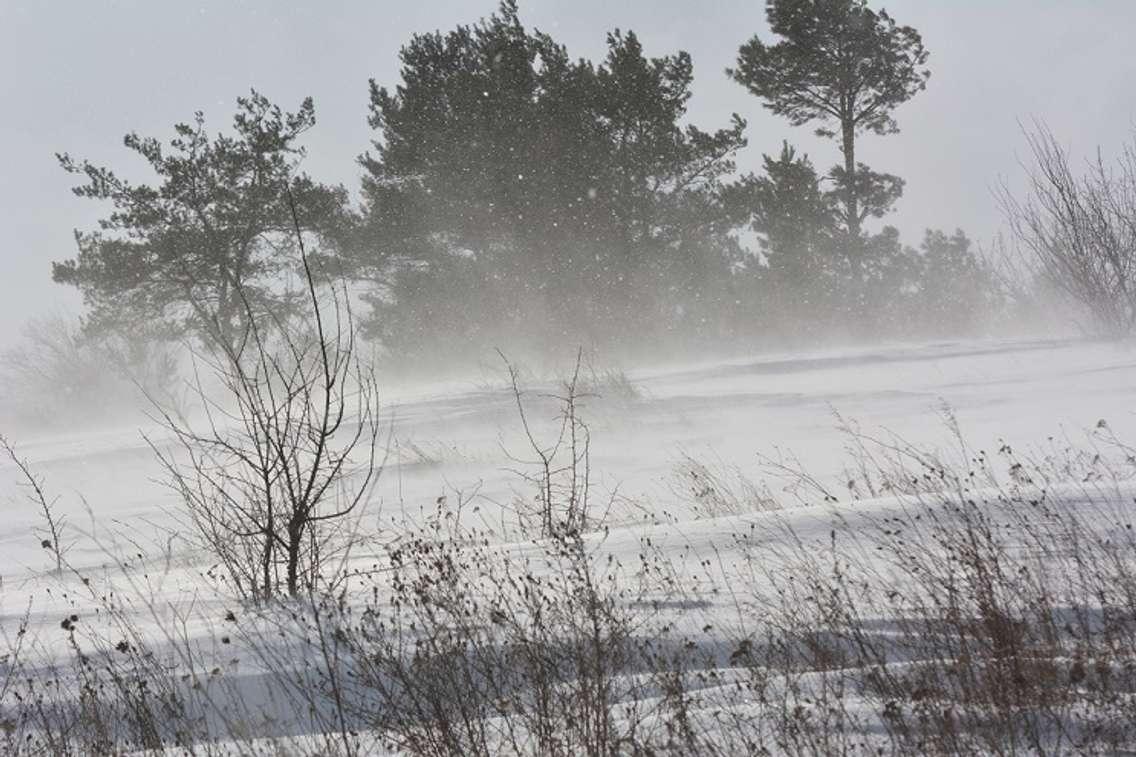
top-left (7, 3), bottom-right (1136, 752)
top-left (2, 0), bottom-right (1135, 347)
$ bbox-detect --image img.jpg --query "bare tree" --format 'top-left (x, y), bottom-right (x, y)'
top-left (1000, 123), bottom-right (1136, 336)
top-left (0, 314), bottom-right (181, 428)
top-left (0, 435), bottom-right (67, 575)
top-left (501, 350), bottom-right (594, 538)
top-left (148, 199), bottom-right (380, 601)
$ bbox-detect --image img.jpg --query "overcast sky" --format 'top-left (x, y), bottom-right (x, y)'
top-left (2, 1), bottom-right (1134, 348)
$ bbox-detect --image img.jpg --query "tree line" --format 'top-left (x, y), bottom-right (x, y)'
top-left (53, 0), bottom-right (1004, 368)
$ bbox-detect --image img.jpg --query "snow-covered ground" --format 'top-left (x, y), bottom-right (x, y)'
top-left (6, 336), bottom-right (1131, 561)
top-left (2, 335), bottom-right (1135, 753)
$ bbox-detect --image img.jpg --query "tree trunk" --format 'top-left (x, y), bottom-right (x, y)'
top-left (214, 279), bottom-right (240, 354)
top-left (286, 519), bottom-right (304, 597)
top-left (262, 505), bottom-right (274, 601)
top-left (841, 118), bottom-right (863, 290)
top-left (842, 120), bottom-right (859, 239)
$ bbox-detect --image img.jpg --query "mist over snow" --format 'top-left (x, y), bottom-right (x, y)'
top-left (3, 1), bottom-right (1135, 347)
top-left (1, 2), bottom-right (1136, 754)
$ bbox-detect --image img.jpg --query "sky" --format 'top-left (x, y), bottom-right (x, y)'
top-left (1, 0), bottom-right (1134, 348)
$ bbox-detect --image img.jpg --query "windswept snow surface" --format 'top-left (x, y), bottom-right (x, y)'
top-left (5, 337), bottom-right (1132, 564)
top-left (2, 335), bottom-right (1135, 750)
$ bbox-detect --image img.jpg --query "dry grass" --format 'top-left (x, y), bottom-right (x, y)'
top-left (3, 405), bottom-right (1136, 754)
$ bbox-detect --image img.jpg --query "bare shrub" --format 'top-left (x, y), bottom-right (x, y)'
top-left (720, 419), bottom-right (1136, 754)
top-left (502, 352), bottom-right (597, 538)
top-left (577, 352), bottom-right (643, 406)
top-left (336, 500), bottom-right (654, 756)
top-left (1000, 123), bottom-right (1136, 336)
top-left (0, 450), bottom-right (268, 753)
top-left (0, 534), bottom-right (365, 755)
top-left (6, 383), bottom-right (1136, 754)
top-left (670, 451), bottom-right (778, 518)
top-left (0, 314), bottom-right (180, 429)
top-left (0, 605), bottom-right (31, 749)
top-left (148, 207), bottom-right (380, 602)
top-left (320, 364), bottom-right (674, 755)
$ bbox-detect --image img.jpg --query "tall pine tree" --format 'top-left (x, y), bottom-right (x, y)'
top-left (729, 0), bottom-right (929, 264)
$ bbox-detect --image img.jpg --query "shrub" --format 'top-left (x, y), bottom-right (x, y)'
top-left (1001, 123), bottom-right (1136, 336)
top-left (0, 314), bottom-right (179, 430)
top-left (148, 206), bottom-right (380, 601)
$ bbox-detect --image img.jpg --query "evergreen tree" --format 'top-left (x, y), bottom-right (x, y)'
top-left (353, 2), bottom-right (746, 356)
top-left (915, 229), bottom-right (1000, 333)
top-left (727, 143), bottom-right (835, 286)
top-left (53, 91), bottom-right (348, 347)
top-left (729, 0), bottom-right (929, 257)
top-left (725, 142), bottom-right (842, 332)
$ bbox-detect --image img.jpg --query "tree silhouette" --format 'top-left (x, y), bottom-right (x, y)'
top-left (352, 2), bottom-right (746, 355)
top-left (730, 0), bottom-right (929, 259)
top-left (54, 91), bottom-right (348, 348)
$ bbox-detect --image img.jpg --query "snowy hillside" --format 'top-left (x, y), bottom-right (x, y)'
top-left (2, 336), bottom-right (1135, 754)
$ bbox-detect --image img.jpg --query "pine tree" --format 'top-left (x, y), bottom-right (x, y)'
top-left (54, 91), bottom-right (348, 347)
top-left (352, 2), bottom-right (746, 355)
top-left (729, 0), bottom-right (929, 258)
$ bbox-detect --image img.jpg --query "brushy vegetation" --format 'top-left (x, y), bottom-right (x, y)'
top-left (3, 399), bottom-right (1136, 754)
top-left (0, 314), bottom-right (181, 430)
top-left (6, 2), bottom-right (1135, 753)
top-left (143, 197), bottom-right (381, 603)
top-left (1002, 123), bottom-right (1136, 337)
top-left (670, 450), bottom-right (778, 518)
